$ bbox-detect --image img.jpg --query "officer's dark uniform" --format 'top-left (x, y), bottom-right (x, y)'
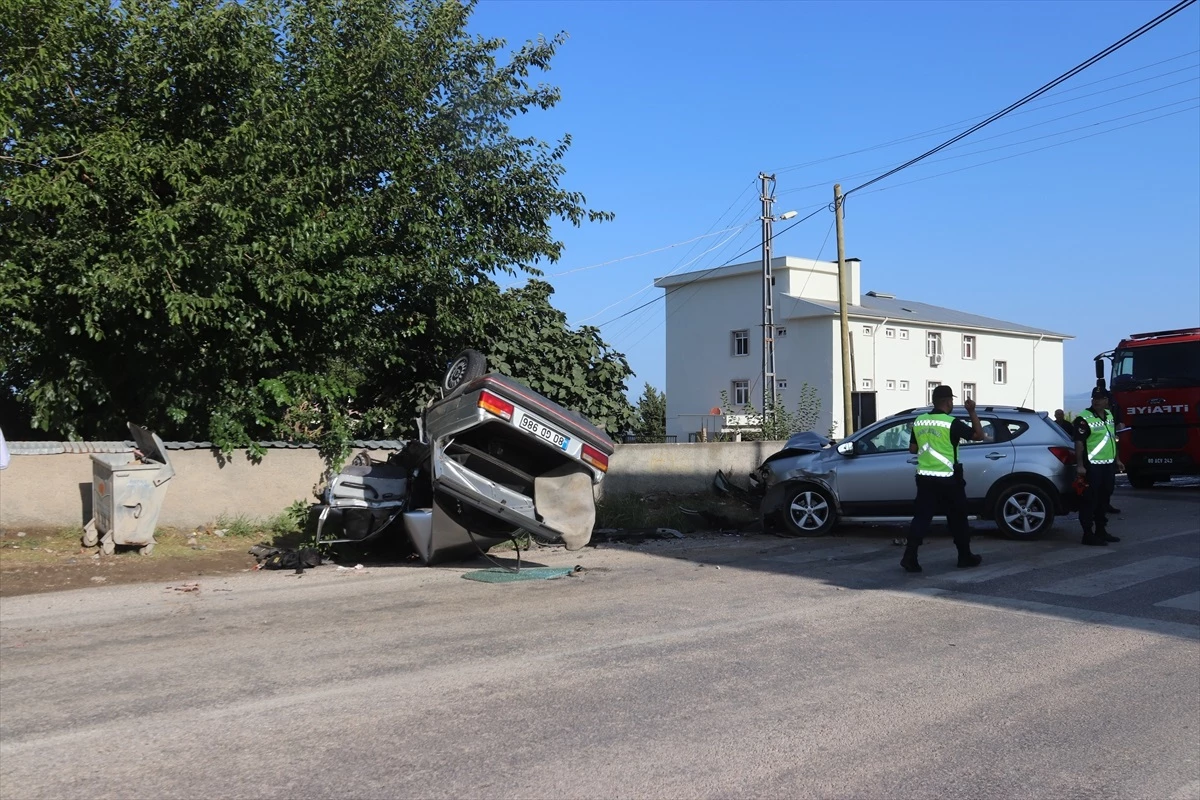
top-left (901, 386), bottom-right (982, 573)
top-left (1074, 388), bottom-right (1121, 546)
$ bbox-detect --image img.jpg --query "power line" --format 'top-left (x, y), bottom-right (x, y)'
top-left (855, 103), bottom-right (1200, 197)
top-left (776, 77), bottom-right (1199, 198)
top-left (771, 49), bottom-right (1199, 177)
top-left (596, 204), bottom-right (828, 328)
top-left (843, 0), bottom-right (1198, 197)
top-left (782, 89), bottom-right (1200, 199)
top-left (548, 222), bottom-right (754, 277)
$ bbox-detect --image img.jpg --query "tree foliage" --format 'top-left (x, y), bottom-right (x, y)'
top-left (631, 384), bottom-right (667, 442)
top-left (0, 0), bottom-right (629, 459)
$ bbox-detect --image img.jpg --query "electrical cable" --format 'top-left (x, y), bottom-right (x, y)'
top-left (771, 49), bottom-right (1199, 176)
top-left (777, 78), bottom-right (1200, 197)
top-left (596, 204), bottom-right (828, 328)
top-left (854, 102), bottom-right (1199, 197)
top-left (547, 223), bottom-right (753, 277)
top-left (843, 0), bottom-right (1198, 197)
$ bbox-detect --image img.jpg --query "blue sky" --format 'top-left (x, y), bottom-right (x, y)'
top-left (468, 0), bottom-right (1200, 404)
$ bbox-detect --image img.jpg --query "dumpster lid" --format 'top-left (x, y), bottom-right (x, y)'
top-left (127, 422), bottom-right (175, 483)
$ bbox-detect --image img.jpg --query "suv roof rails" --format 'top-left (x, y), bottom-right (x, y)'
top-left (896, 405), bottom-right (1037, 415)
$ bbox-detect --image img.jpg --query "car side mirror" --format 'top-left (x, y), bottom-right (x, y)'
top-left (837, 441), bottom-right (856, 456)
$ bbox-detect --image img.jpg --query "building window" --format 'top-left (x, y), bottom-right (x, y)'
top-left (863, 325), bottom-right (873, 337)
top-left (732, 380), bottom-right (750, 406)
top-left (899, 329), bottom-right (910, 340)
top-left (962, 335), bottom-right (976, 360)
top-left (926, 332), bottom-right (943, 357)
top-left (776, 379), bottom-right (788, 391)
top-left (886, 379), bottom-right (896, 391)
top-left (862, 378), bottom-right (873, 390)
top-left (927, 381), bottom-right (940, 404)
top-left (962, 382), bottom-right (976, 401)
top-left (899, 380), bottom-right (909, 391)
top-left (994, 360), bottom-right (1007, 384)
top-left (885, 328), bottom-right (896, 339)
top-left (732, 330), bottom-right (749, 357)
top-left (776, 326), bottom-right (787, 338)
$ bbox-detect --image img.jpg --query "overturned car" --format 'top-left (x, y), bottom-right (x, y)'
top-left (315, 351), bottom-right (615, 564)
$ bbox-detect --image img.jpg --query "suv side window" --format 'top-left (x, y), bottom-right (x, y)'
top-left (856, 420), bottom-right (913, 454)
top-left (957, 417), bottom-right (997, 446)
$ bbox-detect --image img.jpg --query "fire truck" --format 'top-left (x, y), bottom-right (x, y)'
top-left (1094, 327), bottom-right (1200, 488)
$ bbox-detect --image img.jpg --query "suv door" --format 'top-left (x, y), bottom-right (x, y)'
top-left (834, 416), bottom-right (919, 515)
top-left (952, 415), bottom-right (1015, 511)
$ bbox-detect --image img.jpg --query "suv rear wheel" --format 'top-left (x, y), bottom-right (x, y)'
top-left (781, 484), bottom-right (837, 537)
top-left (995, 483), bottom-right (1055, 539)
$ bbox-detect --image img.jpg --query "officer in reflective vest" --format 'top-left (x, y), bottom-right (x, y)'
top-left (1073, 387), bottom-right (1124, 546)
top-left (901, 385), bottom-right (985, 573)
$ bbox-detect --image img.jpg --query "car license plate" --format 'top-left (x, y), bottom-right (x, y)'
top-left (518, 414), bottom-right (570, 450)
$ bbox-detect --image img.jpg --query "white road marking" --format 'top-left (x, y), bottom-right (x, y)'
top-left (1035, 557), bottom-right (1200, 598)
top-left (1154, 592), bottom-right (1200, 612)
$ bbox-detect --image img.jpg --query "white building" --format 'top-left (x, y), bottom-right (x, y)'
top-left (655, 256), bottom-right (1071, 441)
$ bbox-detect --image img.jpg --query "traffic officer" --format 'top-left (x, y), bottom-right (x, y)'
top-left (1075, 387), bottom-right (1123, 546)
top-left (901, 385), bottom-right (986, 573)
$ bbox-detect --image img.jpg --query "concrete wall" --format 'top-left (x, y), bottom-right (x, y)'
top-left (0, 442), bottom-right (782, 529)
top-left (599, 441), bottom-right (782, 497)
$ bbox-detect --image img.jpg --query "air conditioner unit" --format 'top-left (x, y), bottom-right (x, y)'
top-left (930, 353), bottom-right (943, 367)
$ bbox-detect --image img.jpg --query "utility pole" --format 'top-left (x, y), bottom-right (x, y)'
top-left (760, 172), bottom-right (777, 423)
top-left (834, 184), bottom-right (854, 438)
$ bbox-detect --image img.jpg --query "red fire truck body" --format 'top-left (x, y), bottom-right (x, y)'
top-left (1095, 327), bottom-right (1200, 488)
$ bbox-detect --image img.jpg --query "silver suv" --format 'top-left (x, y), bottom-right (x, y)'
top-left (751, 406), bottom-right (1076, 539)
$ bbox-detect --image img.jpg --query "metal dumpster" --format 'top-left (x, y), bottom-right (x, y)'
top-left (82, 423), bottom-right (175, 555)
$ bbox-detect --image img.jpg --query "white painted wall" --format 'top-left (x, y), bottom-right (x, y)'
top-left (775, 317), bottom-right (838, 438)
top-left (662, 269), bottom-right (765, 441)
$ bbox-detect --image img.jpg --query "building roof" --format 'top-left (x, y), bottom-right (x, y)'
top-left (780, 293), bottom-right (1072, 339)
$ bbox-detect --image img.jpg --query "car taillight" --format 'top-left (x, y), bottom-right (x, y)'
top-left (478, 390), bottom-right (514, 421)
top-left (581, 443), bottom-right (609, 473)
top-left (1048, 446), bottom-right (1075, 465)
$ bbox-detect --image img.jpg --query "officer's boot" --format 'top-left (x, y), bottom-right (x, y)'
top-left (900, 544), bottom-right (922, 573)
top-left (955, 540), bottom-right (982, 569)
top-left (1097, 526), bottom-right (1121, 543)
top-left (1081, 527), bottom-right (1108, 547)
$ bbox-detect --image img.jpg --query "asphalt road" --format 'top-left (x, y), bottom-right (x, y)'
top-left (2, 483), bottom-right (1198, 800)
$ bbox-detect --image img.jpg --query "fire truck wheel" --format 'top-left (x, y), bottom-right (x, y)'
top-left (1127, 471), bottom-right (1156, 489)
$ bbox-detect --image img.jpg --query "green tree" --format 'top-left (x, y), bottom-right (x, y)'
top-left (0, 0), bottom-right (623, 463)
top-left (631, 384), bottom-right (667, 442)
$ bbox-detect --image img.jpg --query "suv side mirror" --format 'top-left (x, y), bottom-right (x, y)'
top-left (837, 441), bottom-right (856, 456)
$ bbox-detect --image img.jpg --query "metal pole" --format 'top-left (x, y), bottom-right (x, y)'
top-left (760, 172), bottom-right (777, 423)
top-left (834, 184), bottom-right (854, 437)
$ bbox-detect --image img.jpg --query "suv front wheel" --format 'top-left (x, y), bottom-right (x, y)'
top-left (781, 484), bottom-right (837, 537)
top-left (994, 483), bottom-right (1055, 539)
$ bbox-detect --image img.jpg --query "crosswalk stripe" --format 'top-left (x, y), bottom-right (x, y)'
top-left (936, 546), bottom-right (1114, 584)
top-left (1034, 556), bottom-right (1200, 598)
top-left (1154, 591), bottom-right (1200, 612)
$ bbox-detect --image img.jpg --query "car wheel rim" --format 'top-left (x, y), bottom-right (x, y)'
top-left (789, 492), bottom-right (829, 530)
top-left (446, 358), bottom-right (467, 388)
top-left (1003, 492), bottom-right (1046, 534)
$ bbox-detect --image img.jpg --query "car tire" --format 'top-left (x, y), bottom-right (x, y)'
top-left (441, 349), bottom-right (487, 399)
top-left (1127, 471), bottom-right (1155, 489)
top-left (995, 483), bottom-right (1055, 540)
top-left (781, 484), bottom-right (837, 537)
